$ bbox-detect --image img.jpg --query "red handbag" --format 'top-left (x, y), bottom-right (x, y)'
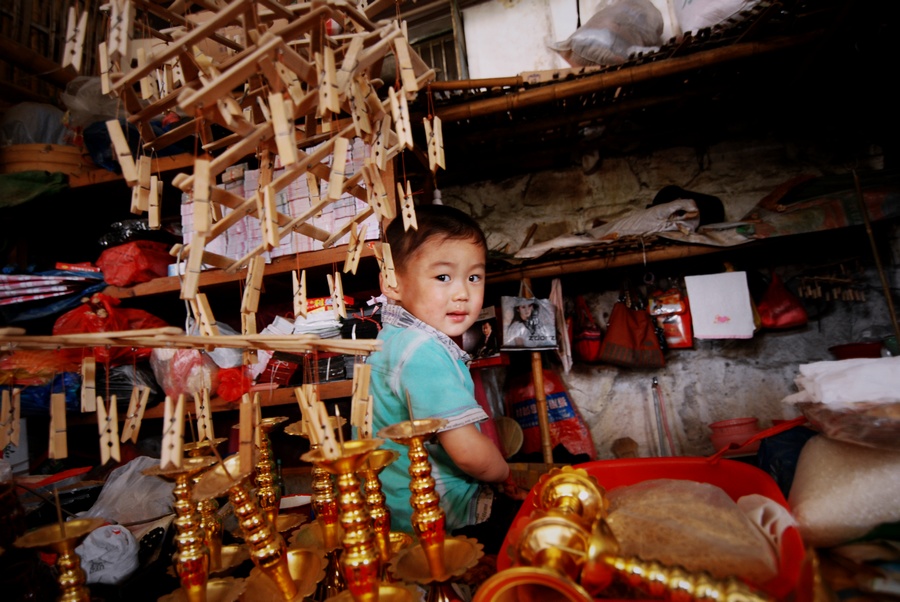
top-left (597, 294), bottom-right (665, 369)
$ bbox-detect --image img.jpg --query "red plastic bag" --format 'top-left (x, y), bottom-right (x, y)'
top-left (96, 240), bottom-right (173, 287)
top-left (505, 368), bottom-right (596, 460)
top-left (757, 272), bottom-right (808, 330)
top-left (52, 293), bottom-right (169, 365)
top-left (572, 296), bottom-right (603, 363)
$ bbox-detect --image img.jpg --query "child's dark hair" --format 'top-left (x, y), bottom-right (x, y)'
top-left (385, 204), bottom-right (487, 271)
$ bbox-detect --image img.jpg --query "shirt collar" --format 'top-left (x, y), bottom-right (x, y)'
top-left (381, 304), bottom-right (471, 362)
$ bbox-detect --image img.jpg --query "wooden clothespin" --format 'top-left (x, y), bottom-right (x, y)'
top-left (137, 47), bottom-right (158, 101)
top-left (260, 185), bottom-right (280, 251)
top-left (242, 311), bottom-right (258, 366)
top-left (306, 171), bottom-right (321, 207)
top-left (424, 116), bottom-right (446, 172)
top-left (48, 393), bottom-right (68, 460)
top-left (0, 388), bottom-right (21, 450)
top-left (107, 0), bottom-right (133, 63)
top-left (239, 393), bottom-right (256, 474)
top-left (315, 402), bottom-right (341, 459)
top-left (105, 119), bottom-right (138, 185)
top-left (181, 232), bottom-right (207, 300)
top-left (160, 394), bottom-right (185, 469)
top-left (253, 393), bottom-right (263, 448)
top-left (149, 175), bottom-right (161, 229)
top-left (63, 6), bottom-right (88, 73)
top-left (327, 136), bottom-right (349, 201)
top-left (392, 37), bottom-right (419, 95)
top-left (241, 255), bottom-right (266, 315)
top-left (293, 269), bottom-right (308, 320)
top-left (193, 293), bottom-right (221, 343)
top-left (132, 155), bottom-right (152, 214)
top-left (371, 162), bottom-right (395, 220)
top-left (194, 388), bottom-right (214, 442)
top-left (372, 113), bottom-right (392, 171)
top-left (269, 92), bottom-right (298, 166)
top-left (327, 272), bottom-right (347, 320)
top-left (399, 181), bottom-right (417, 231)
top-left (294, 386), bottom-right (313, 441)
top-left (121, 386), bottom-right (150, 444)
top-left (81, 357), bottom-right (97, 413)
top-left (316, 48), bottom-right (341, 116)
top-left (96, 395), bottom-right (121, 465)
top-left (380, 242), bottom-right (398, 289)
top-left (350, 363), bottom-right (371, 436)
top-left (343, 223), bottom-right (367, 275)
top-left (349, 77), bottom-right (372, 138)
top-left (388, 87), bottom-right (413, 150)
top-left (275, 61), bottom-right (304, 106)
top-left (162, 64), bottom-right (175, 97)
top-left (98, 41), bottom-right (112, 95)
top-left (192, 159), bottom-right (213, 234)
top-left (336, 36), bottom-right (363, 95)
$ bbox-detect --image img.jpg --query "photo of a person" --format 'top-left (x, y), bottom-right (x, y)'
top-left (501, 296), bottom-right (557, 350)
top-left (474, 319), bottom-right (500, 358)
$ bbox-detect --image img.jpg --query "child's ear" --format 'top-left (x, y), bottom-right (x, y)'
top-left (379, 271), bottom-right (402, 301)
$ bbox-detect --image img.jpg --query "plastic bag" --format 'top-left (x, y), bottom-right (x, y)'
top-left (505, 368), bottom-right (596, 460)
top-left (572, 295), bottom-right (603, 363)
top-left (756, 271), bottom-right (808, 330)
top-left (149, 347), bottom-right (220, 399)
top-left (77, 456), bottom-right (174, 526)
top-left (52, 293), bottom-right (170, 366)
top-left (549, 0), bottom-right (664, 67)
top-left (500, 296), bottom-right (558, 350)
top-left (96, 241), bottom-right (174, 287)
top-left (607, 478), bottom-right (779, 584)
top-left (75, 524), bottom-right (139, 585)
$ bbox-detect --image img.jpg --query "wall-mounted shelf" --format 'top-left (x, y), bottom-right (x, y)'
top-left (105, 244), bottom-right (376, 299)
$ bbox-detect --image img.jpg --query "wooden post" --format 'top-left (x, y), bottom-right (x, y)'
top-left (522, 278), bottom-right (553, 464)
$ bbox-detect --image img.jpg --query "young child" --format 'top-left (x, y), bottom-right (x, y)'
top-left (369, 204), bottom-right (522, 554)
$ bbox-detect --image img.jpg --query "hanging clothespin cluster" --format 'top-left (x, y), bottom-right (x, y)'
top-left (327, 272), bottom-right (347, 320)
top-left (295, 385), bottom-right (341, 459)
top-left (375, 243), bottom-right (398, 290)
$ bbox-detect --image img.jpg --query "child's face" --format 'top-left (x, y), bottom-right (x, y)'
top-left (385, 235), bottom-right (486, 339)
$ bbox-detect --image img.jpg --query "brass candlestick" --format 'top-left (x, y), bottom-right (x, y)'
top-left (14, 517), bottom-right (105, 602)
top-left (256, 416), bottom-right (289, 528)
top-left (359, 448), bottom-right (400, 568)
top-left (194, 453), bottom-right (298, 601)
top-left (242, 547), bottom-right (328, 601)
top-left (377, 418), bottom-right (447, 578)
top-left (185, 437), bottom-right (228, 572)
top-left (301, 438), bottom-right (383, 602)
top-left (145, 456), bottom-right (217, 602)
top-left (535, 466), bottom-right (607, 528)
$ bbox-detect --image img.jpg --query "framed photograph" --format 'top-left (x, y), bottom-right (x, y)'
top-left (500, 296), bottom-right (558, 350)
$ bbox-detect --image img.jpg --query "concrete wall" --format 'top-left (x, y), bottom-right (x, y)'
top-left (440, 135), bottom-right (897, 458)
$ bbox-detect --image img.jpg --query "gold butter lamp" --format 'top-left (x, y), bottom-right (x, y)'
top-left (378, 418), bottom-right (483, 602)
top-left (256, 416), bottom-right (289, 528)
top-left (184, 437), bottom-right (230, 572)
top-left (194, 453), bottom-right (298, 601)
top-left (241, 547), bottom-right (327, 601)
top-left (14, 517), bottom-right (105, 602)
top-left (144, 456), bottom-right (217, 602)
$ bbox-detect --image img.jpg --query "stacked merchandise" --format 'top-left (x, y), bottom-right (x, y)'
top-left (177, 138), bottom-right (380, 273)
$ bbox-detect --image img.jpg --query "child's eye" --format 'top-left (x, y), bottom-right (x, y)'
top-left (469, 274), bottom-right (483, 283)
top-left (436, 274), bottom-right (450, 282)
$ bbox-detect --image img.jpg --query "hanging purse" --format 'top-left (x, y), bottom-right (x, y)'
top-left (757, 270), bottom-right (808, 329)
top-left (572, 295), bottom-right (604, 363)
top-left (597, 291), bottom-right (665, 369)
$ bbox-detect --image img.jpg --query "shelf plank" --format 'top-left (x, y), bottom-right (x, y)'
top-left (105, 245), bottom-right (376, 298)
top-left (67, 153), bottom-right (197, 188)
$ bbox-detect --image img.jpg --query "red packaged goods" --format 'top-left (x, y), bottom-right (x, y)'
top-left (96, 240), bottom-right (174, 287)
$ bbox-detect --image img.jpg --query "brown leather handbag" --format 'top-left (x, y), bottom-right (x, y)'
top-left (598, 294), bottom-right (665, 369)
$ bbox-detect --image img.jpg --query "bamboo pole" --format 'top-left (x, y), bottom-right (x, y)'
top-left (434, 31), bottom-right (821, 122)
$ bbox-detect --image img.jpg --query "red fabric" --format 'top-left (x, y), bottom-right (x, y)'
top-left (757, 272), bottom-right (808, 329)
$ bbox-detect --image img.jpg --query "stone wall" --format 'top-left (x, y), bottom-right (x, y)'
top-left (441, 135), bottom-right (897, 458)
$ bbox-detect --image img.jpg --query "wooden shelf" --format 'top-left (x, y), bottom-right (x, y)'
top-left (105, 245), bottom-right (376, 298)
top-left (67, 153), bottom-right (197, 188)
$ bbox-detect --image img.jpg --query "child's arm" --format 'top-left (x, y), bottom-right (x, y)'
top-left (438, 424), bottom-right (510, 483)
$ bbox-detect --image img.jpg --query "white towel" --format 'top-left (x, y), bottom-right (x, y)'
top-left (684, 272), bottom-right (756, 339)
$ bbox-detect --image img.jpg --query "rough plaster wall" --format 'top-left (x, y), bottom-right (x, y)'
top-left (442, 136), bottom-right (895, 458)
